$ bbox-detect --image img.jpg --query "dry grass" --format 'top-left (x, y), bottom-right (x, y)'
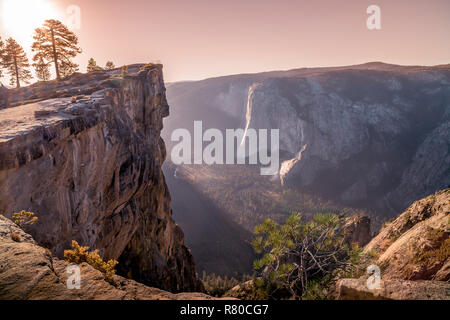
top-left (10, 232), bottom-right (22, 242)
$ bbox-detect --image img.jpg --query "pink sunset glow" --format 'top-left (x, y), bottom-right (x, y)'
top-left (0, 0), bottom-right (449, 82)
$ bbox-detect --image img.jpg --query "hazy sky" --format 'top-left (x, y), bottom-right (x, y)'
top-left (1, 0), bottom-right (450, 82)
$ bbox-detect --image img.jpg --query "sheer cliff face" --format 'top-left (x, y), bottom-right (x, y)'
top-left (165, 63), bottom-right (450, 218)
top-left (0, 65), bottom-right (202, 292)
top-left (245, 68), bottom-right (450, 215)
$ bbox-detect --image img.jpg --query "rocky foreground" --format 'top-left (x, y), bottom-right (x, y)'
top-left (0, 215), bottom-right (218, 300)
top-left (223, 190), bottom-right (449, 300)
top-left (336, 189), bottom-right (450, 300)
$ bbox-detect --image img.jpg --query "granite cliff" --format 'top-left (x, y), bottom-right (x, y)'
top-left (0, 64), bottom-right (203, 293)
top-left (165, 62), bottom-right (450, 221)
top-left (163, 62), bottom-right (450, 275)
top-left (242, 65), bottom-right (450, 217)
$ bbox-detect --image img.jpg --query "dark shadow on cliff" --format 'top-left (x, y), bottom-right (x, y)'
top-left (163, 162), bottom-right (255, 277)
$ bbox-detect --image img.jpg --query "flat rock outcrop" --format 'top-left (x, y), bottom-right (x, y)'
top-left (0, 64), bottom-right (203, 292)
top-left (0, 215), bottom-right (212, 300)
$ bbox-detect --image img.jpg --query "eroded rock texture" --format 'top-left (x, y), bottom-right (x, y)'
top-left (0, 65), bottom-right (203, 292)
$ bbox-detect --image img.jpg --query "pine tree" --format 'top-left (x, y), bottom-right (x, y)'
top-left (105, 61), bottom-right (115, 70)
top-left (87, 58), bottom-right (103, 73)
top-left (59, 60), bottom-right (78, 78)
top-left (33, 56), bottom-right (51, 81)
top-left (32, 19), bottom-right (82, 80)
top-left (0, 38), bottom-right (32, 88)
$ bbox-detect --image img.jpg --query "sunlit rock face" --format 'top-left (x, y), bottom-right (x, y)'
top-left (0, 65), bottom-right (203, 293)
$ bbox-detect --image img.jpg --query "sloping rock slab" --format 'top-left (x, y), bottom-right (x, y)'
top-left (0, 215), bottom-right (222, 300)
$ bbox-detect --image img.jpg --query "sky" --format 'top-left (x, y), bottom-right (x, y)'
top-left (0, 0), bottom-right (449, 83)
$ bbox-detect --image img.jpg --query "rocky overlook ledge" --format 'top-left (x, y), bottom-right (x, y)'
top-left (0, 215), bottom-right (218, 300)
top-left (0, 64), bottom-right (203, 293)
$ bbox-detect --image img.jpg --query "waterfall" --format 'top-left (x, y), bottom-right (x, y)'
top-left (240, 82), bottom-right (260, 146)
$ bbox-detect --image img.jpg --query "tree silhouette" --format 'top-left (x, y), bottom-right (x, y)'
top-left (33, 56), bottom-right (51, 82)
top-left (1, 38), bottom-right (32, 88)
top-left (32, 19), bottom-right (81, 80)
top-left (105, 61), bottom-right (115, 70)
top-left (87, 58), bottom-right (103, 73)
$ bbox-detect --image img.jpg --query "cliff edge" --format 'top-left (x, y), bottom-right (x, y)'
top-left (0, 64), bottom-right (203, 293)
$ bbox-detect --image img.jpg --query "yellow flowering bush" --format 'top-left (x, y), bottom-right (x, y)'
top-left (64, 240), bottom-right (118, 284)
top-left (12, 210), bottom-right (38, 229)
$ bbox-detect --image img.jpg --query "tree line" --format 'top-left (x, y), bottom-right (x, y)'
top-left (0, 19), bottom-right (115, 88)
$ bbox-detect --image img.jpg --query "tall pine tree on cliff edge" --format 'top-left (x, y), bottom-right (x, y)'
top-left (32, 19), bottom-right (82, 80)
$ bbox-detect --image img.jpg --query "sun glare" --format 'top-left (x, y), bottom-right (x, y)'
top-left (1, 0), bottom-right (62, 47)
